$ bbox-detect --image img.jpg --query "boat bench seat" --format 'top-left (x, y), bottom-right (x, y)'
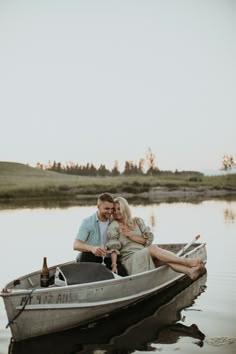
top-left (54, 262), bottom-right (116, 286)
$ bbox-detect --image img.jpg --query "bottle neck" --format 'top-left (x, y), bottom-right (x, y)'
top-left (43, 257), bottom-right (48, 268)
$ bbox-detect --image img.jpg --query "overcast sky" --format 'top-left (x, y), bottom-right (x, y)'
top-left (1, 0), bottom-right (235, 172)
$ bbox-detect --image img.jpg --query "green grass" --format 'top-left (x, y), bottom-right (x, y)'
top-left (0, 161), bottom-right (236, 202)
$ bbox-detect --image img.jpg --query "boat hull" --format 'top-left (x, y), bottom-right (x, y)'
top-left (9, 273), bottom-right (207, 354)
top-left (0, 243), bottom-right (207, 341)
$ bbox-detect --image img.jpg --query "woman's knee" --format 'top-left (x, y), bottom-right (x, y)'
top-left (148, 244), bottom-right (158, 255)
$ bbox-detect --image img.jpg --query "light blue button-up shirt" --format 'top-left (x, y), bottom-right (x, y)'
top-left (75, 212), bottom-right (111, 246)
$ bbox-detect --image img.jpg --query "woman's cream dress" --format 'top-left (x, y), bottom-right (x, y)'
top-left (106, 217), bottom-right (156, 275)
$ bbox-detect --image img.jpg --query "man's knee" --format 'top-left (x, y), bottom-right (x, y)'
top-left (76, 252), bottom-right (101, 263)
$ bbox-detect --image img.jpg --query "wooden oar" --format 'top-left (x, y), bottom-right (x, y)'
top-left (176, 234), bottom-right (200, 256)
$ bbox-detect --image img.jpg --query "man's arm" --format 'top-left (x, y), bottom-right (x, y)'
top-left (73, 239), bottom-right (106, 256)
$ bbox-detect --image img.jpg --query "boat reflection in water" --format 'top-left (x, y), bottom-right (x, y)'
top-left (9, 272), bottom-right (207, 354)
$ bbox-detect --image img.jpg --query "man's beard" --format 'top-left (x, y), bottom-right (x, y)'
top-left (100, 212), bottom-right (110, 220)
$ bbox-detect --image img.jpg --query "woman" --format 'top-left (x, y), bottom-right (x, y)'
top-left (106, 197), bottom-right (205, 280)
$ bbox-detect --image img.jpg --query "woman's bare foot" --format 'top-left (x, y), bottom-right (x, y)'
top-left (188, 264), bottom-right (205, 280)
top-left (199, 262), bottom-right (205, 269)
top-left (188, 265), bottom-right (201, 280)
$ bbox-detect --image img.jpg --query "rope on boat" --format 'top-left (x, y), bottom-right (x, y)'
top-left (6, 288), bottom-right (36, 329)
top-left (8, 337), bottom-right (14, 354)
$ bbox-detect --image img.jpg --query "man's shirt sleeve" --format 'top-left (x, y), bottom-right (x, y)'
top-left (75, 218), bottom-right (90, 243)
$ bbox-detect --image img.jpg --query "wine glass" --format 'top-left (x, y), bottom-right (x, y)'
top-left (101, 244), bottom-right (106, 266)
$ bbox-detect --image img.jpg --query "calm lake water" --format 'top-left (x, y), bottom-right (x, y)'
top-left (0, 199), bottom-right (236, 354)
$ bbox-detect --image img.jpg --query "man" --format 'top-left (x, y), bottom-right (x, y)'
top-left (73, 192), bottom-right (128, 276)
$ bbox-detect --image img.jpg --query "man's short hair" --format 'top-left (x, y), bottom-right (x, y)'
top-left (97, 192), bottom-right (114, 204)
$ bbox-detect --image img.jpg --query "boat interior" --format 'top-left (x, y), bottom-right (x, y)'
top-left (2, 243), bottom-right (201, 291)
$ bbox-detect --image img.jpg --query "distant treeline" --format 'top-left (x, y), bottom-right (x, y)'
top-left (35, 148), bottom-right (207, 177)
top-left (36, 160), bottom-right (202, 178)
top-left (37, 160), bottom-right (157, 176)
top-left (34, 148), bottom-right (236, 177)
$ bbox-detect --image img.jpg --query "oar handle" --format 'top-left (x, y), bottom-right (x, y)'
top-left (176, 234), bottom-right (200, 256)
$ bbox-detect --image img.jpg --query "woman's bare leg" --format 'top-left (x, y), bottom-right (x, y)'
top-left (148, 244), bottom-right (203, 267)
top-left (167, 262), bottom-right (204, 280)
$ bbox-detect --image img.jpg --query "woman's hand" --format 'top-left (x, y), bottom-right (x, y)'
top-left (120, 226), bottom-right (135, 238)
top-left (120, 226), bottom-right (146, 245)
top-left (111, 263), bottom-right (117, 273)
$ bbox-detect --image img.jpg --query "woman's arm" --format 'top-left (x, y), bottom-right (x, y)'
top-left (133, 217), bottom-right (154, 246)
top-left (111, 251), bottom-right (118, 273)
top-left (106, 221), bottom-right (122, 254)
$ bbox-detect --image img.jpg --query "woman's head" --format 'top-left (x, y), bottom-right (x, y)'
top-left (113, 197), bottom-right (132, 225)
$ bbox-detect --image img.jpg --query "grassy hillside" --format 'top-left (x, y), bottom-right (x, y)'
top-left (0, 161), bottom-right (80, 181)
top-left (0, 162), bottom-right (236, 204)
top-left (0, 162), bottom-right (86, 195)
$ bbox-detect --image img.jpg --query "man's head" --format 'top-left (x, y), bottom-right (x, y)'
top-left (97, 193), bottom-right (114, 221)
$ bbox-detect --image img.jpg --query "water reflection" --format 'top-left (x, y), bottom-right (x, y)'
top-left (1, 195), bottom-right (236, 211)
top-left (224, 206), bottom-right (236, 223)
top-left (9, 273), bottom-right (207, 354)
top-left (149, 207), bottom-right (157, 232)
top-left (0, 198), bottom-right (96, 210)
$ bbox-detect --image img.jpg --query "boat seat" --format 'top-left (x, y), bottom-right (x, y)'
top-left (54, 262), bottom-right (115, 286)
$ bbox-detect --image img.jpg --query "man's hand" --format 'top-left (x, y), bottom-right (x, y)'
top-left (91, 246), bottom-right (106, 257)
top-left (73, 240), bottom-right (107, 256)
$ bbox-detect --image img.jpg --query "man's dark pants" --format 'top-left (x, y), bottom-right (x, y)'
top-left (76, 252), bottom-right (128, 277)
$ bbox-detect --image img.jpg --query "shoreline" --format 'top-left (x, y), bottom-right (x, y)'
top-left (0, 187), bottom-right (236, 209)
top-left (147, 186), bottom-right (236, 202)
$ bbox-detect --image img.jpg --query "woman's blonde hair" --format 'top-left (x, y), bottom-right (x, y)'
top-left (114, 197), bottom-right (134, 226)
